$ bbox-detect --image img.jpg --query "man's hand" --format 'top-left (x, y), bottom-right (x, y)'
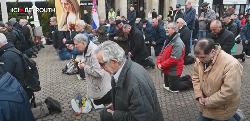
top-left (106, 103), bottom-right (114, 110)
top-left (63, 38), bottom-right (66, 44)
top-left (245, 40), bottom-right (248, 44)
top-left (157, 64), bottom-right (163, 70)
top-left (152, 41), bottom-right (156, 45)
top-left (143, 24), bottom-right (146, 28)
top-left (114, 36), bottom-right (118, 40)
top-left (199, 17), bottom-right (204, 21)
top-left (107, 109), bottom-right (114, 115)
top-left (199, 97), bottom-right (206, 105)
top-left (128, 52), bottom-right (133, 57)
top-left (78, 62), bottom-right (85, 69)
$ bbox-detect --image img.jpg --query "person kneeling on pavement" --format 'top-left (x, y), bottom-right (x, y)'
top-left (0, 33), bottom-right (62, 119)
top-left (74, 34), bottom-right (112, 105)
top-left (156, 22), bottom-right (193, 92)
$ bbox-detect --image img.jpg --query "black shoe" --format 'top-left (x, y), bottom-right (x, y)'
top-left (241, 54), bottom-right (245, 62)
top-left (40, 44), bottom-right (45, 48)
top-left (45, 97), bottom-right (62, 113)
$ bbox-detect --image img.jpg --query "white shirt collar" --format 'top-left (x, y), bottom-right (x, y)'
top-left (113, 62), bottom-right (125, 83)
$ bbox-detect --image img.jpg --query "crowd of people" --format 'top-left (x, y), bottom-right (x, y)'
top-left (0, 1), bottom-right (248, 121)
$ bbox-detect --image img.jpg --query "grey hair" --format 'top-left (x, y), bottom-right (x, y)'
top-left (73, 33), bottom-right (89, 43)
top-left (95, 40), bottom-right (125, 65)
top-left (0, 33), bottom-right (8, 44)
top-left (168, 22), bottom-right (179, 31)
top-left (50, 17), bottom-right (57, 22)
top-left (214, 20), bottom-right (222, 27)
top-left (123, 24), bottom-right (131, 29)
top-left (20, 19), bottom-right (28, 24)
top-left (176, 18), bottom-right (187, 26)
top-left (76, 20), bottom-right (86, 28)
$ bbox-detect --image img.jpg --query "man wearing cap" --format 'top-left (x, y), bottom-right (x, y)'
top-left (198, 2), bottom-right (216, 39)
top-left (173, 4), bottom-right (184, 22)
top-left (221, 12), bottom-right (238, 37)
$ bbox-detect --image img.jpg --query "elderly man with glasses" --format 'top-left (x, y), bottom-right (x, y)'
top-left (95, 40), bottom-right (164, 121)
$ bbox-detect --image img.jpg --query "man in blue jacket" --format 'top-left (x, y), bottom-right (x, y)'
top-left (127, 7), bottom-right (136, 26)
top-left (142, 19), bottom-right (153, 56)
top-left (184, 1), bottom-right (196, 50)
top-left (0, 72), bottom-right (35, 121)
top-left (152, 18), bottom-right (166, 57)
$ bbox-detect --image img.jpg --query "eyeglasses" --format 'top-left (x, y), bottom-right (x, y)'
top-left (99, 62), bottom-right (107, 67)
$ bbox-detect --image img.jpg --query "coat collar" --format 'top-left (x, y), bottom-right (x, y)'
top-left (116, 60), bottom-right (132, 88)
top-left (84, 41), bottom-right (96, 57)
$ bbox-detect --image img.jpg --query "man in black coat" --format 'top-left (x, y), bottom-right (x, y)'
top-left (221, 12), bottom-right (238, 37)
top-left (152, 9), bottom-right (157, 19)
top-left (173, 4), bottom-right (184, 22)
top-left (123, 24), bottom-right (155, 68)
top-left (81, 10), bottom-right (90, 24)
top-left (208, 20), bottom-right (235, 54)
top-left (138, 7), bottom-right (145, 20)
top-left (209, 20), bottom-right (245, 62)
top-left (127, 7), bottom-right (136, 26)
top-left (177, 18), bottom-right (190, 57)
top-left (96, 41), bottom-right (164, 121)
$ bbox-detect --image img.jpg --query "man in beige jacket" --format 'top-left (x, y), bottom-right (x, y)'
top-left (192, 38), bottom-right (245, 121)
top-left (74, 33), bottom-right (112, 105)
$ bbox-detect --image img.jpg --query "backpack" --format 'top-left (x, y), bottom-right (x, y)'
top-left (62, 61), bottom-right (79, 75)
top-left (13, 28), bottom-right (29, 51)
top-left (6, 49), bottom-right (41, 92)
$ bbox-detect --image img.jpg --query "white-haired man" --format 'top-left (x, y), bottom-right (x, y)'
top-left (95, 40), bottom-right (164, 121)
top-left (156, 22), bottom-right (193, 92)
top-left (74, 34), bottom-right (112, 105)
top-left (176, 18), bottom-right (191, 57)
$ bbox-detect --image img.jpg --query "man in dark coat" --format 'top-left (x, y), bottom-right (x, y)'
top-left (138, 6), bottom-right (145, 20)
top-left (177, 18), bottom-right (190, 57)
top-left (0, 72), bottom-right (35, 121)
top-left (113, 20), bottom-right (129, 54)
top-left (240, 16), bottom-right (250, 57)
top-left (81, 10), bottom-right (90, 24)
top-left (135, 18), bottom-right (143, 31)
top-left (173, 4), bottom-right (184, 22)
top-left (142, 19), bottom-right (154, 56)
top-left (108, 18), bottom-right (116, 41)
top-left (152, 18), bottom-right (166, 57)
top-left (221, 12), bottom-right (238, 37)
top-left (152, 9), bottom-right (158, 19)
top-left (127, 7), bottom-right (136, 26)
top-left (96, 41), bottom-right (164, 121)
top-left (208, 20), bottom-right (235, 54)
top-left (123, 24), bottom-right (155, 68)
top-left (184, 2), bottom-right (196, 50)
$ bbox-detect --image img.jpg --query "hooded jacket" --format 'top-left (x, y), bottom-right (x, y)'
top-left (0, 72), bottom-right (35, 121)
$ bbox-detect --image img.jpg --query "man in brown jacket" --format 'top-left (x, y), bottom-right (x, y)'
top-left (193, 38), bottom-right (245, 121)
top-left (113, 20), bottom-right (128, 54)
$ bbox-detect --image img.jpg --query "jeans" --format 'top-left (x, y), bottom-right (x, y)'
top-left (190, 30), bottom-right (193, 50)
top-left (56, 48), bottom-right (71, 60)
top-left (199, 31), bottom-right (207, 39)
top-left (198, 112), bottom-right (241, 121)
top-left (72, 48), bottom-right (83, 59)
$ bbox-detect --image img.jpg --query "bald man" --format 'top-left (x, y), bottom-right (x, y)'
top-left (208, 20), bottom-right (234, 54)
top-left (208, 20), bottom-right (245, 62)
top-left (177, 18), bottom-right (190, 57)
top-left (152, 18), bottom-right (166, 57)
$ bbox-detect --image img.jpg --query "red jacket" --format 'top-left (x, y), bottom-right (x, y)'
top-left (156, 33), bottom-right (185, 76)
top-left (240, 18), bottom-right (246, 29)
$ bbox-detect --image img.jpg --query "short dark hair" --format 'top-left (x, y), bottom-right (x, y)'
top-left (5, 21), bottom-right (12, 26)
top-left (194, 38), bottom-right (215, 55)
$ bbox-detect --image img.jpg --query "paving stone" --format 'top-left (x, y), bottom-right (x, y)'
top-left (34, 44), bottom-right (250, 121)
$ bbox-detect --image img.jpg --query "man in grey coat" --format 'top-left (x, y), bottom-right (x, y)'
top-left (198, 2), bottom-right (216, 39)
top-left (95, 41), bottom-right (164, 121)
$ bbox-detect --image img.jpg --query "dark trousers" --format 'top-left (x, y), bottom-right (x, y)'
top-left (164, 74), bottom-right (192, 91)
top-left (93, 90), bottom-right (112, 105)
top-left (243, 49), bottom-right (250, 56)
top-left (100, 108), bottom-right (114, 121)
top-left (145, 38), bottom-right (152, 56)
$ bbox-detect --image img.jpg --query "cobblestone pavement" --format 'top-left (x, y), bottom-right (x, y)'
top-left (35, 44), bottom-right (250, 121)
